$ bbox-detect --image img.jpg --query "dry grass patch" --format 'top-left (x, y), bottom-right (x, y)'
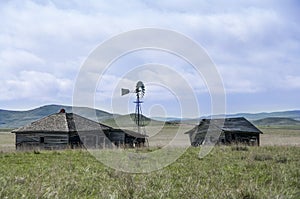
top-left (0, 146), bottom-right (299, 198)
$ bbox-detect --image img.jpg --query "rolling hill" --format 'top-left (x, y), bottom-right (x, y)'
top-left (101, 113), bottom-right (164, 127)
top-left (155, 111), bottom-right (300, 123)
top-left (0, 105), bottom-right (113, 129)
top-left (252, 117), bottom-right (300, 127)
top-left (217, 110), bottom-right (300, 121)
top-left (0, 104), bottom-right (299, 129)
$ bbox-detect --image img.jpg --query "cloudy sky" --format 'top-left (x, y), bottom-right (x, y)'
top-left (0, 0), bottom-right (299, 117)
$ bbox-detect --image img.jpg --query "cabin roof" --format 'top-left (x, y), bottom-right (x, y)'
top-left (12, 112), bottom-right (111, 133)
top-left (12, 111), bottom-right (147, 139)
top-left (185, 117), bottom-right (262, 134)
top-left (208, 117), bottom-right (262, 134)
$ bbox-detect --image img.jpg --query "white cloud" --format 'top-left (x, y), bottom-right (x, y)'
top-left (218, 65), bottom-right (264, 93)
top-left (0, 0), bottom-right (299, 113)
top-left (282, 76), bottom-right (300, 89)
top-left (0, 71), bottom-right (73, 101)
top-left (0, 49), bottom-right (44, 68)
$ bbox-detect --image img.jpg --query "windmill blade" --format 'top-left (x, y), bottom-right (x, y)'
top-left (136, 81), bottom-right (145, 97)
top-left (121, 88), bottom-right (130, 96)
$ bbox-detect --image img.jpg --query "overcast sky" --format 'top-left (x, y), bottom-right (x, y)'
top-left (0, 0), bottom-right (299, 117)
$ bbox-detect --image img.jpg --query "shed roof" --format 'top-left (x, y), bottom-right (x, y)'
top-left (205, 117), bottom-right (262, 133)
top-left (12, 112), bottom-right (111, 133)
top-left (185, 117), bottom-right (262, 135)
top-left (12, 111), bottom-right (147, 139)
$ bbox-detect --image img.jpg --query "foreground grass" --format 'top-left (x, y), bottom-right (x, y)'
top-left (0, 146), bottom-right (299, 199)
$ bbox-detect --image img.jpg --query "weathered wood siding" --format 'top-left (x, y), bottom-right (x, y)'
top-left (105, 130), bottom-right (125, 146)
top-left (227, 132), bottom-right (260, 146)
top-left (78, 131), bottom-right (112, 149)
top-left (104, 129), bottom-right (146, 147)
top-left (125, 135), bottom-right (146, 147)
top-left (15, 130), bottom-right (146, 150)
top-left (16, 132), bottom-right (69, 150)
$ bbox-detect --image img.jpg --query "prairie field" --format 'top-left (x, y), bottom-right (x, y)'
top-left (0, 126), bottom-right (299, 198)
top-left (0, 146), bottom-right (299, 198)
top-left (259, 127), bottom-right (300, 146)
top-left (0, 131), bottom-right (14, 152)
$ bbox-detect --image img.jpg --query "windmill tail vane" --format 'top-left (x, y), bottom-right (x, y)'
top-left (121, 88), bottom-right (130, 96)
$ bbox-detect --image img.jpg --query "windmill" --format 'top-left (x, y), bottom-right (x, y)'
top-left (121, 81), bottom-right (146, 135)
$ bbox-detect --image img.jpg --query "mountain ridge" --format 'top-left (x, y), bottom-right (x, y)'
top-left (0, 104), bottom-right (113, 128)
top-left (219, 110), bottom-right (300, 121)
top-left (0, 104), bottom-right (299, 129)
top-left (252, 117), bottom-right (300, 127)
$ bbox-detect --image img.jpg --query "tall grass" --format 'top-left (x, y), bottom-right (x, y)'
top-left (0, 146), bottom-right (299, 198)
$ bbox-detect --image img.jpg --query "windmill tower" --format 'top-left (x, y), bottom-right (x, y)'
top-left (121, 81), bottom-right (146, 135)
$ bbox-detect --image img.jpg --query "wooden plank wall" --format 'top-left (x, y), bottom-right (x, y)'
top-left (79, 132), bottom-right (112, 149)
top-left (16, 133), bottom-right (69, 150)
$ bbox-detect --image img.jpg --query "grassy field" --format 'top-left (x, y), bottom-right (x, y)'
top-left (0, 146), bottom-right (299, 198)
top-left (259, 126), bottom-right (300, 146)
top-left (0, 126), bottom-right (299, 198)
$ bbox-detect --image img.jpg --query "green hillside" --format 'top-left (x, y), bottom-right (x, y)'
top-left (253, 117), bottom-right (300, 127)
top-left (0, 105), bottom-right (113, 129)
top-left (102, 113), bottom-right (164, 128)
top-left (226, 110), bottom-right (300, 121)
top-left (1, 104), bottom-right (300, 129)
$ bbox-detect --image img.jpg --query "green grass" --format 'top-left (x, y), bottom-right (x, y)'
top-left (1, 126), bottom-right (299, 198)
top-left (0, 146), bottom-right (299, 198)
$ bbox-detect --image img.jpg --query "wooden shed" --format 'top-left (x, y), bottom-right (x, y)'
top-left (105, 129), bottom-right (147, 148)
top-left (12, 110), bottom-right (147, 150)
top-left (185, 117), bottom-right (263, 146)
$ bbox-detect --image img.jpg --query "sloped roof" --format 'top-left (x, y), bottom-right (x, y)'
top-left (185, 117), bottom-right (262, 135)
top-left (186, 117), bottom-right (262, 134)
top-left (12, 111), bottom-right (147, 139)
top-left (12, 112), bottom-right (111, 133)
top-left (213, 117), bottom-right (262, 133)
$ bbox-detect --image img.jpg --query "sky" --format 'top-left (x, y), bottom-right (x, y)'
top-left (0, 0), bottom-right (299, 117)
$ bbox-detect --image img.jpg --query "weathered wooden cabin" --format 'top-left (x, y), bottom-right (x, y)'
top-left (12, 109), bottom-right (147, 150)
top-left (185, 117), bottom-right (263, 146)
top-left (105, 128), bottom-right (148, 148)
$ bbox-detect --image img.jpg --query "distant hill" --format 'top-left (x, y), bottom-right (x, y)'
top-left (252, 117), bottom-right (300, 127)
top-left (219, 110), bottom-right (300, 121)
top-left (1, 104), bottom-right (300, 129)
top-left (102, 113), bottom-right (164, 127)
top-left (0, 105), bottom-right (113, 129)
top-left (153, 110), bottom-right (300, 123)
top-left (151, 117), bottom-right (185, 122)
